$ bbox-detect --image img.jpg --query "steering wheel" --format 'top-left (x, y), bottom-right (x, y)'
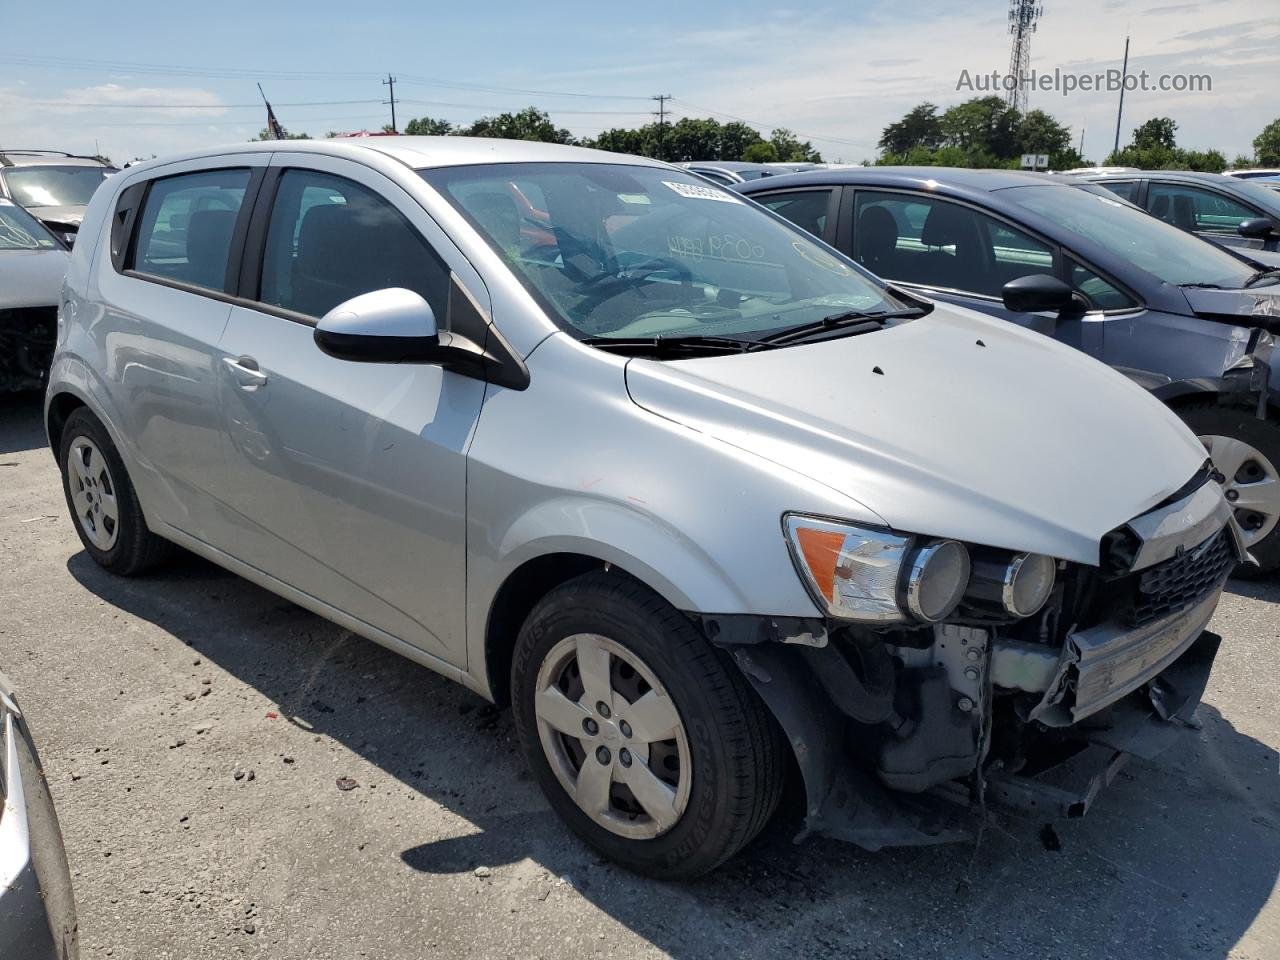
top-left (575, 257), bottom-right (696, 316)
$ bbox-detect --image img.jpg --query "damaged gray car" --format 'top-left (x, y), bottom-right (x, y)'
top-left (0, 199), bottom-right (66, 392)
top-left (48, 139), bottom-right (1244, 878)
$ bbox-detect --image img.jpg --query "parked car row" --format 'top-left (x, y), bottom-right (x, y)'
top-left (23, 136), bottom-right (1250, 883)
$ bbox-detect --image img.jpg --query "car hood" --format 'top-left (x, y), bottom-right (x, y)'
top-left (1180, 283), bottom-right (1280, 329)
top-left (624, 307), bottom-right (1208, 566)
top-left (30, 205), bottom-right (85, 228)
top-left (0, 248), bottom-right (68, 308)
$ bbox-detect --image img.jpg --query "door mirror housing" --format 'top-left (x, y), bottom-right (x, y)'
top-left (1002, 274), bottom-right (1080, 314)
top-left (1237, 217), bottom-right (1277, 240)
top-left (313, 286), bottom-right (530, 390)
top-left (314, 288), bottom-right (441, 363)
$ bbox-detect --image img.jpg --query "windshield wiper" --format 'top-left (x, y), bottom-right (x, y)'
top-left (1179, 282), bottom-right (1226, 289)
top-left (579, 334), bottom-right (758, 357)
top-left (1243, 268), bottom-right (1280, 288)
top-left (751, 307), bottom-right (926, 348)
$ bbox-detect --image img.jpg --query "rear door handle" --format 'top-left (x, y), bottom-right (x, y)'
top-left (222, 355), bottom-right (268, 389)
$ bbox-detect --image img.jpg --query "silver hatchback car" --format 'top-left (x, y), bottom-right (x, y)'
top-left (47, 138), bottom-right (1242, 878)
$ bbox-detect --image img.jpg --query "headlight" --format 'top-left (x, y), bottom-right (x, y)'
top-left (784, 514), bottom-right (970, 624)
top-left (969, 551), bottom-right (1056, 618)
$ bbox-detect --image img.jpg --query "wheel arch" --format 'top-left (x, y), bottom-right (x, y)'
top-left (45, 389), bottom-right (89, 461)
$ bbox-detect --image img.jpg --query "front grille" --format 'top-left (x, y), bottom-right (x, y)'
top-left (1128, 527), bottom-right (1235, 627)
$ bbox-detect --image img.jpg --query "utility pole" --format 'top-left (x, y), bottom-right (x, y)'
top-left (651, 94), bottom-right (672, 160)
top-left (1112, 36), bottom-right (1130, 158)
top-left (1078, 123), bottom-right (1085, 159)
top-left (383, 74), bottom-right (399, 133)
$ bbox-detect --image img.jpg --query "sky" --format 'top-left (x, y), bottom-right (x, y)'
top-left (2, 0), bottom-right (1277, 165)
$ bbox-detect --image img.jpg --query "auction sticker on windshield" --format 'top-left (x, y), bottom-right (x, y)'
top-left (663, 180), bottom-right (741, 203)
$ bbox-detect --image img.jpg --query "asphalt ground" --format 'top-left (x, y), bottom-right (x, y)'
top-left (1, 391), bottom-right (1276, 959)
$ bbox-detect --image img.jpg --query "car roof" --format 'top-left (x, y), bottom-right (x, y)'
top-left (0, 151), bottom-right (114, 168)
top-left (117, 136), bottom-right (667, 177)
top-left (1082, 170), bottom-right (1242, 185)
top-left (683, 161), bottom-right (775, 173)
top-left (736, 165), bottom-right (1061, 193)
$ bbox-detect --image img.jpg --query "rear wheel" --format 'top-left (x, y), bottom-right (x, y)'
top-left (1179, 403), bottom-right (1280, 576)
top-left (59, 408), bottom-right (172, 575)
top-left (511, 571), bottom-right (785, 878)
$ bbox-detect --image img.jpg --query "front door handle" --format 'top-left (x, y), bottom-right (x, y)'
top-left (223, 355), bottom-right (268, 389)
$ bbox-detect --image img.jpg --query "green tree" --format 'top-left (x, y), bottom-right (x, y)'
top-left (721, 122), bottom-right (766, 161)
top-left (1254, 118), bottom-right (1280, 167)
top-left (403, 115), bottom-right (455, 136)
top-left (768, 128), bottom-right (821, 163)
top-left (878, 103), bottom-right (943, 156)
top-left (742, 141), bottom-right (779, 163)
top-left (589, 125), bottom-right (656, 156)
top-left (939, 96), bottom-right (1019, 158)
top-left (464, 107), bottom-right (575, 144)
top-left (253, 127), bottom-right (310, 141)
top-left (1131, 117), bottom-right (1178, 150)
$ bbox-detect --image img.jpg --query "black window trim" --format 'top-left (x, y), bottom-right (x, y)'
top-left (118, 165), bottom-right (266, 303)
top-left (841, 186), bottom-right (1144, 316)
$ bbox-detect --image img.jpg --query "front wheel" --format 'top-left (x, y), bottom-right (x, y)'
top-left (511, 572), bottom-right (786, 879)
top-left (1180, 403), bottom-right (1280, 576)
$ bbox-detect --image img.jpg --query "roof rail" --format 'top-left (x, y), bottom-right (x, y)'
top-left (0, 149), bottom-right (107, 164)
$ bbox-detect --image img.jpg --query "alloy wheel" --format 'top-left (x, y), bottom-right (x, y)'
top-left (533, 633), bottom-right (691, 840)
top-left (1200, 433), bottom-right (1280, 548)
top-left (66, 436), bottom-right (120, 551)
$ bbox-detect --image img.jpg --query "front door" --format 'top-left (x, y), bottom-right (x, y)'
top-left (210, 157), bottom-right (487, 667)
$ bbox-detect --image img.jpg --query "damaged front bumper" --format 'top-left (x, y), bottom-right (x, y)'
top-left (698, 483), bottom-right (1244, 852)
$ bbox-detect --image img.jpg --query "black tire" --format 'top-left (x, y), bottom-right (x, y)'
top-left (511, 571), bottom-right (786, 879)
top-left (1179, 402), bottom-right (1280, 577)
top-left (59, 407), bottom-right (173, 576)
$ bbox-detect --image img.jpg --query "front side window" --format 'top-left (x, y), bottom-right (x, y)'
top-left (131, 169), bottom-right (251, 291)
top-left (1146, 182), bottom-right (1257, 234)
top-left (259, 169), bottom-right (449, 320)
top-left (758, 190), bottom-right (834, 239)
top-left (851, 192), bottom-right (1054, 297)
top-left (423, 163), bottom-right (897, 342)
top-left (1067, 258), bottom-right (1135, 311)
top-left (1008, 184), bottom-right (1255, 289)
top-left (2, 165), bottom-right (116, 208)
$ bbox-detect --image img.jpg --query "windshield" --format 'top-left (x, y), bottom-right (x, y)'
top-left (2, 165), bottom-right (115, 208)
top-left (0, 199), bottom-right (60, 250)
top-left (422, 163), bottom-right (900, 341)
top-left (1005, 184), bottom-right (1256, 289)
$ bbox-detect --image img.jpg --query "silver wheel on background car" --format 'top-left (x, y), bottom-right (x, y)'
top-left (1200, 433), bottom-right (1280, 547)
top-left (66, 436), bottom-right (120, 551)
top-left (533, 633), bottom-right (691, 840)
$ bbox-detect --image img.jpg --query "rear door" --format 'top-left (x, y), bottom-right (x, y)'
top-left (94, 156), bottom-right (265, 541)
top-left (209, 154), bottom-right (487, 667)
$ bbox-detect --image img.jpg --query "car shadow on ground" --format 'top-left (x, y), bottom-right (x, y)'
top-left (64, 546), bottom-right (1279, 960)
top-left (0, 391), bottom-right (48, 456)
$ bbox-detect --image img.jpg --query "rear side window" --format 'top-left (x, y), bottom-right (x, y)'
top-left (130, 169), bottom-right (251, 291)
top-left (758, 190), bottom-right (834, 238)
top-left (258, 169), bottom-right (449, 320)
top-left (1096, 180), bottom-right (1138, 202)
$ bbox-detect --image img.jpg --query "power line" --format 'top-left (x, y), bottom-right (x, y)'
top-left (12, 98), bottom-right (383, 109)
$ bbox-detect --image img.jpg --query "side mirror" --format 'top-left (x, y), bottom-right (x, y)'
top-left (314, 288), bottom-right (440, 363)
top-left (1002, 274), bottom-right (1079, 314)
top-left (1237, 217), bottom-right (1277, 240)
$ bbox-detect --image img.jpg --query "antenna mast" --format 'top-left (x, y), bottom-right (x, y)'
top-left (1006, 0), bottom-right (1044, 113)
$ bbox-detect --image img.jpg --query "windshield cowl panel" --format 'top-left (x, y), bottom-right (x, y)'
top-left (422, 162), bottom-right (906, 349)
